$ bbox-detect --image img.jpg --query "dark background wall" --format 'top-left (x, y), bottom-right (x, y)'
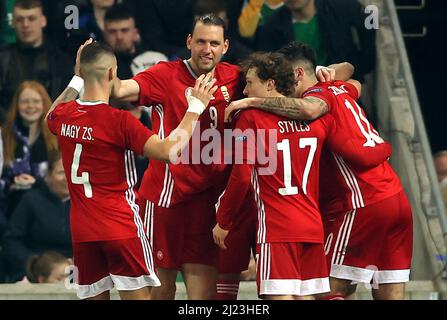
top-left (396, 0), bottom-right (447, 153)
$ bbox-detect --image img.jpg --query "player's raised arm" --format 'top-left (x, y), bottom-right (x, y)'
top-left (225, 95), bottom-right (329, 123)
top-left (111, 77), bottom-right (141, 102)
top-left (143, 73), bottom-right (218, 162)
top-left (45, 38), bottom-right (94, 121)
top-left (316, 62), bottom-right (355, 83)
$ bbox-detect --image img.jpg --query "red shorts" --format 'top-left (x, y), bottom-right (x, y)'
top-left (142, 189), bottom-right (219, 269)
top-left (73, 237), bottom-right (160, 299)
top-left (217, 198), bottom-right (257, 274)
top-left (323, 190), bottom-right (413, 284)
top-left (256, 242), bottom-right (329, 297)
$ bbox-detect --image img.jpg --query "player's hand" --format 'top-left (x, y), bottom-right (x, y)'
top-left (224, 97), bottom-right (253, 123)
top-left (191, 73), bottom-right (218, 108)
top-left (316, 67), bottom-right (336, 82)
top-left (213, 223), bottom-right (229, 250)
top-left (14, 174), bottom-right (36, 187)
top-left (75, 38), bottom-right (94, 76)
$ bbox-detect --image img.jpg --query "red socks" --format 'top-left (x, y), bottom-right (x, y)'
top-left (216, 279), bottom-right (240, 300)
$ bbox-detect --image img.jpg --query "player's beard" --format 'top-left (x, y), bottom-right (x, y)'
top-left (197, 59), bottom-right (216, 73)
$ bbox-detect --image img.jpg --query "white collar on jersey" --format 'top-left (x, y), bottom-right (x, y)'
top-left (76, 99), bottom-right (107, 106)
top-left (183, 60), bottom-right (198, 79)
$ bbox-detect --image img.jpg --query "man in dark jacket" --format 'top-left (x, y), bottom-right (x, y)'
top-left (1, 150), bottom-right (71, 282)
top-left (0, 0), bottom-right (73, 121)
top-left (256, 0), bottom-right (375, 82)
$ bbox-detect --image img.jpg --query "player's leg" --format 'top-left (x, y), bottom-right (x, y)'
top-left (216, 206), bottom-right (256, 300)
top-left (372, 190), bottom-right (413, 300)
top-left (85, 291), bottom-right (111, 300)
top-left (372, 283), bottom-right (405, 300)
top-left (322, 209), bottom-right (376, 299)
top-left (216, 273), bottom-right (241, 300)
top-left (118, 287), bottom-right (151, 300)
top-left (72, 242), bottom-right (114, 300)
top-left (257, 243), bottom-right (329, 300)
top-left (181, 263), bottom-right (217, 300)
top-left (104, 236), bottom-right (161, 300)
top-left (181, 190), bottom-right (220, 300)
top-left (151, 268), bottom-right (179, 300)
top-left (144, 200), bottom-right (186, 300)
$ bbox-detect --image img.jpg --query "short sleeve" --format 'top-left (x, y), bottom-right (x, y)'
top-left (46, 104), bottom-right (64, 135)
top-left (302, 85), bottom-right (336, 113)
top-left (341, 81), bottom-right (360, 101)
top-left (132, 62), bottom-right (169, 106)
top-left (122, 111), bottom-right (155, 155)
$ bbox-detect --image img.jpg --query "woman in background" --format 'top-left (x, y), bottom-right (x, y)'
top-left (0, 80), bottom-right (58, 216)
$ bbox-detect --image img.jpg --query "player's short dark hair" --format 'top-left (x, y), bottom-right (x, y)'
top-left (80, 41), bottom-right (115, 66)
top-left (80, 42), bottom-right (116, 80)
top-left (105, 3), bottom-right (134, 24)
top-left (277, 41), bottom-right (317, 74)
top-left (240, 52), bottom-right (296, 97)
top-left (194, 0), bottom-right (227, 16)
top-left (191, 13), bottom-right (228, 40)
top-left (14, 0), bottom-right (44, 12)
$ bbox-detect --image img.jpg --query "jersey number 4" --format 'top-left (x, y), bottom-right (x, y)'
top-left (277, 137), bottom-right (317, 196)
top-left (71, 143), bottom-right (93, 198)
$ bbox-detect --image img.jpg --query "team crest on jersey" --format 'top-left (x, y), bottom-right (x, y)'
top-left (185, 86), bottom-right (215, 100)
top-left (157, 250), bottom-right (164, 260)
top-left (220, 86), bottom-right (230, 102)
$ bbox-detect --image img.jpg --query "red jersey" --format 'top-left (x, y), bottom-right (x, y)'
top-left (216, 109), bottom-right (337, 244)
top-left (133, 60), bottom-right (242, 207)
top-left (47, 100), bottom-right (154, 242)
top-left (303, 81), bottom-right (403, 214)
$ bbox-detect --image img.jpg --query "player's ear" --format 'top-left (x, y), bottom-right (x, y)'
top-left (186, 34), bottom-right (192, 50)
top-left (267, 79), bottom-right (275, 92)
top-left (108, 67), bottom-right (115, 82)
top-left (295, 67), bottom-right (305, 81)
top-left (222, 39), bottom-right (229, 55)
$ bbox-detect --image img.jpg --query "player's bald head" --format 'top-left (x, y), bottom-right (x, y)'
top-left (80, 42), bottom-right (117, 82)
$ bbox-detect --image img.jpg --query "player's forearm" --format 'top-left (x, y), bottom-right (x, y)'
top-left (328, 62), bottom-right (355, 81)
top-left (45, 82), bottom-right (81, 121)
top-left (217, 164), bottom-right (252, 230)
top-left (253, 96), bottom-right (327, 120)
top-left (163, 111), bottom-right (200, 163)
top-left (112, 78), bottom-right (140, 102)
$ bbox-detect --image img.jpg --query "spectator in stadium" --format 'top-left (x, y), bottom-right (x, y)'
top-left (26, 251), bottom-right (71, 283)
top-left (255, 0), bottom-right (376, 82)
top-left (0, 80), bottom-right (59, 216)
top-left (1, 150), bottom-right (71, 282)
top-left (0, 0), bottom-right (73, 120)
top-left (236, 0), bottom-right (284, 40)
top-left (193, 0), bottom-right (252, 64)
top-left (0, 0), bottom-right (16, 45)
top-left (74, 0), bottom-right (117, 44)
top-left (434, 151), bottom-right (447, 206)
top-left (126, 0), bottom-right (195, 60)
top-left (103, 3), bottom-right (168, 80)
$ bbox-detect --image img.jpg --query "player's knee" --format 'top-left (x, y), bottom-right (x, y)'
top-left (152, 282), bottom-right (177, 300)
top-left (330, 278), bottom-right (356, 297)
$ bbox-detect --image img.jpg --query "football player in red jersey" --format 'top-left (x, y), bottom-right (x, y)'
top-left (224, 42), bottom-right (412, 300)
top-left (214, 52), bottom-right (335, 299)
top-left (45, 39), bottom-right (217, 300)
